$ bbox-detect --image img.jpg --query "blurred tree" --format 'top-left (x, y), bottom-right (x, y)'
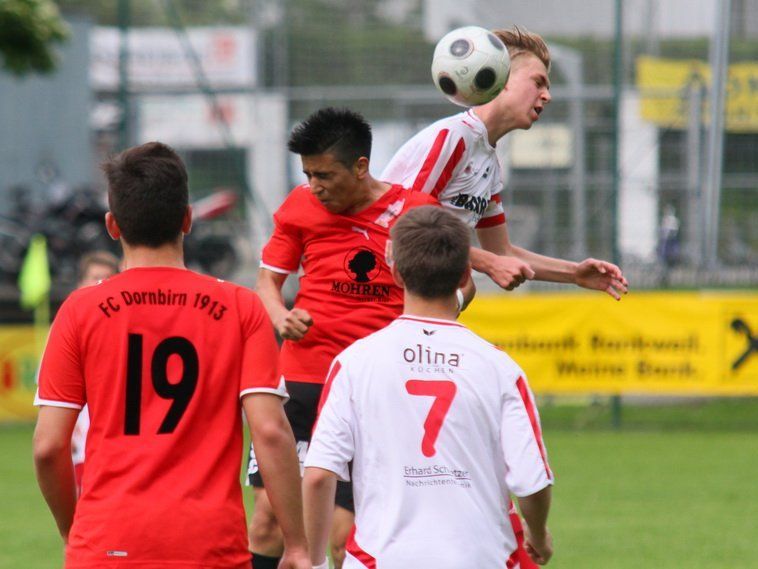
top-left (0, 0), bottom-right (69, 75)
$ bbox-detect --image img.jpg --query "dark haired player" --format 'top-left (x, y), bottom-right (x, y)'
top-left (33, 142), bottom-right (310, 569)
top-left (247, 108), bottom-right (455, 569)
top-left (304, 206), bottom-right (554, 568)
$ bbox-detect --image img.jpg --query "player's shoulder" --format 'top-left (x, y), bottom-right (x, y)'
top-left (277, 184), bottom-right (330, 223)
top-left (54, 285), bottom-right (91, 321)
top-left (183, 272), bottom-right (269, 325)
top-left (429, 110), bottom-right (482, 140)
top-left (65, 281), bottom-right (105, 303)
top-left (286, 183), bottom-right (312, 201)
top-left (287, 184), bottom-right (320, 206)
top-left (195, 272), bottom-right (261, 304)
top-left (458, 326), bottom-right (525, 377)
top-left (120, 267), bottom-right (258, 305)
top-left (277, 184), bottom-right (314, 212)
top-left (335, 321), bottom-right (397, 364)
top-left (394, 185), bottom-right (439, 207)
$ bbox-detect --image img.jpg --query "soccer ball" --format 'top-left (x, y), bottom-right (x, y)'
top-left (431, 26), bottom-right (510, 107)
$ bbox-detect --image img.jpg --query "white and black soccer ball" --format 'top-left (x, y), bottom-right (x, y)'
top-left (431, 26), bottom-right (510, 107)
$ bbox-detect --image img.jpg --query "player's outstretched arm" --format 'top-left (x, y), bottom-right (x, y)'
top-left (476, 224), bottom-right (629, 299)
top-left (243, 393), bottom-right (310, 569)
top-left (256, 268), bottom-right (314, 340)
top-left (302, 466), bottom-right (338, 568)
top-left (469, 246), bottom-right (535, 290)
top-left (33, 406), bottom-right (79, 543)
top-left (518, 486), bottom-right (553, 565)
top-left (472, 223), bottom-right (535, 290)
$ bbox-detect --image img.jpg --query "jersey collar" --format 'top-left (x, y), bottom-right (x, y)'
top-left (398, 314), bottom-right (465, 328)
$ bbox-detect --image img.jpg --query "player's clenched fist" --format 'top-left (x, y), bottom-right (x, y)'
top-left (277, 547), bottom-right (312, 569)
top-left (488, 255), bottom-right (536, 291)
top-left (276, 307), bottom-right (313, 340)
top-left (524, 528), bottom-right (553, 565)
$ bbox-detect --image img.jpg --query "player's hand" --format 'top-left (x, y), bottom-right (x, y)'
top-left (574, 258), bottom-right (629, 300)
top-left (524, 527), bottom-right (553, 565)
top-left (277, 546), bottom-right (311, 569)
top-left (275, 308), bottom-right (314, 341)
top-left (486, 255), bottom-right (535, 291)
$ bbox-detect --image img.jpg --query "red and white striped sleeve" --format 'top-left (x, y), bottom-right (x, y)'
top-left (500, 371), bottom-right (554, 497)
top-left (475, 193), bottom-right (506, 229)
top-left (305, 358), bottom-right (354, 481)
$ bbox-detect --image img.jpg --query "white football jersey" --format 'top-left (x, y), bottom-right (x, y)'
top-left (381, 110), bottom-right (506, 229)
top-left (306, 315), bottom-right (553, 568)
top-left (71, 405), bottom-right (89, 465)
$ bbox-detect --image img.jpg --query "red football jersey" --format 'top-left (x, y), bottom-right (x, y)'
top-left (261, 184), bottom-right (437, 383)
top-left (36, 267), bottom-right (284, 568)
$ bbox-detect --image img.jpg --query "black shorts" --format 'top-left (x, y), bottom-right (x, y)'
top-left (246, 380), bottom-right (354, 513)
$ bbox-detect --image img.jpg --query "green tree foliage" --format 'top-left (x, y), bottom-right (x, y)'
top-left (0, 0), bottom-right (69, 75)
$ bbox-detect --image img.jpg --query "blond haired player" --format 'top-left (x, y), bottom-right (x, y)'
top-left (383, 26), bottom-right (628, 299)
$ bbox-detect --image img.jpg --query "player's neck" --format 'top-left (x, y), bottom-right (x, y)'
top-left (121, 241), bottom-right (186, 271)
top-left (344, 178), bottom-right (391, 215)
top-left (473, 105), bottom-right (514, 147)
top-left (403, 293), bottom-right (459, 322)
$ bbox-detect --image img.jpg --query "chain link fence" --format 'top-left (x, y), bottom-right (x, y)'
top-left (2, 0), bottom-right (756, 294)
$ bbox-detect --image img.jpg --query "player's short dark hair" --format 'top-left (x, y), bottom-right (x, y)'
top-left (494, 26), bottom-right (551, 71)
top-left (102, 142), bottom-right (189, 248)
top-left (391, 206), bottom-right (470, 298)
top-left (287, 107), bottom-right (372, 167)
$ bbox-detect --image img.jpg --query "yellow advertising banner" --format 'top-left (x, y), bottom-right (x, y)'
top-left (459, 292), bottom-right (758, 395)
top-left (636, 56), bottom-right (758, 132)
top-left (3, 291), bottom-right (757, 421)
top-left (0, 326), bottom-right (46, 422)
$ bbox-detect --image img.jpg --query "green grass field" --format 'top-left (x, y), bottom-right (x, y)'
top-left (2, 400), bottom-right (757, 568)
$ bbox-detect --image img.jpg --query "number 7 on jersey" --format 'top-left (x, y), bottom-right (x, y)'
top-left (405, 380), bottom-right (457, 457)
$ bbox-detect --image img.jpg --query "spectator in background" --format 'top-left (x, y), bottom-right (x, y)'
top-left (658, 205), bottom-right (681, 269)
top-left (77, 251), bottom-right (120, 287)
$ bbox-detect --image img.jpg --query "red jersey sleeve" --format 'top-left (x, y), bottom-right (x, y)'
top-left (238, 289), bottom-right (286, 399)
top-left (36, 298), bottom-right (85, 409)
top-left (260, 191), bottom-right (304, 274)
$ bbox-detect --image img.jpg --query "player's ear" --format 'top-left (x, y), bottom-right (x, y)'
top-left (354, 156), bottom-right (370, 179)
top-left (391, 264), bottom-right (405, 288)
top-left (457, 263), bottom-right (472, 289)
top-left (182, 205), bottom-right (192, 235)
top-left (105, 212), bottom-right (121, 240)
